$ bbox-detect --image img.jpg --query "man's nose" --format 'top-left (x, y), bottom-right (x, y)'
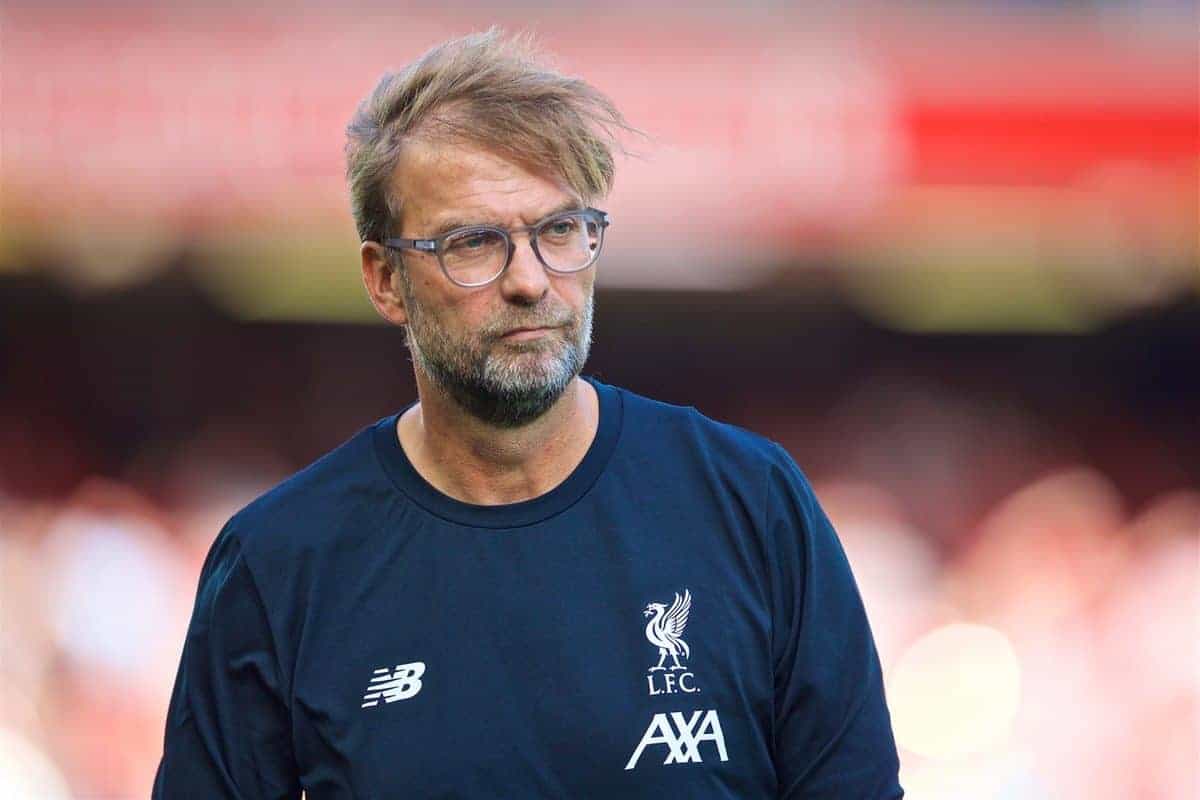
top-left (497, 234), bottom-right (549, 304)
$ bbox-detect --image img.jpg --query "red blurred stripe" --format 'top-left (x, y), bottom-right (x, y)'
top-left (904, 103), bottom-right (1200, 184)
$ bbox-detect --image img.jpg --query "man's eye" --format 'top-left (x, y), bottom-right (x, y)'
top-left (546, 219), bottom-right (578, 236)
top-left (447, 231), bottom-right (501, 251)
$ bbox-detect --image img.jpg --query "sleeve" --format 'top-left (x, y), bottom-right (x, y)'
top-left (764, 444), bottom-right (903, 799)
top-left (153, 523), bottom-right (302, 799)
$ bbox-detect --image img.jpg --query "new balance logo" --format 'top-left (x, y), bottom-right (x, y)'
top-left (360, 662), bottom-right (425, 708)
top-left (624, 709), bottom-right (728, 770)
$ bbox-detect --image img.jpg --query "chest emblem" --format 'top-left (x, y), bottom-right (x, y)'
top-left (643, 589), bottom-right (699, 695)
top-left (643, 589), bottom-right (692, 671)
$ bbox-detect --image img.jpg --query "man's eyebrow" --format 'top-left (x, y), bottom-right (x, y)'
top-left (424, 201), bottom-right (585, 239)
top-left (425, 216), bottom-right (482, 239)
top-left (537, 200), bottom-right (587, 221)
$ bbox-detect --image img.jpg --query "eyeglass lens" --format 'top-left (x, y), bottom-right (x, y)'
top-left (440, 212), bottom-right (603, 286)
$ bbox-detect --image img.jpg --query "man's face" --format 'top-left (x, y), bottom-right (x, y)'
top-left (387, 139), bottom-right (596, 427)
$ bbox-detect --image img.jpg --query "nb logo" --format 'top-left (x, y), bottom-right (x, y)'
top-left (624, 709), bottom-right (729, 770)
top-left (360, 661), bottom-right (425, 708)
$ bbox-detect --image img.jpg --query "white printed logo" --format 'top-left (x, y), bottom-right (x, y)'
top-left (643, 589), bottom-right (699, 696)
top-left (360, 661), bottom-right (425, 708)
top-left (624, 709), bottom-right (729, 770)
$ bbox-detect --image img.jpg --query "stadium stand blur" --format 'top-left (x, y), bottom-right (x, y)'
top-left (1, 1), bottom-right (1196, 797)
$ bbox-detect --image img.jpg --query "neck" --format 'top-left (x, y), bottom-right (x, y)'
top-left (397, 374), bottom-right (599, 505)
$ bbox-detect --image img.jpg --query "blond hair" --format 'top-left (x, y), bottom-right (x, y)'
top-left (345, 28), bottom-right (631, 244)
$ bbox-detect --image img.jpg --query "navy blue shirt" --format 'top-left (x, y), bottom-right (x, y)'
top-left (154, 378), bottom-right (902, 798)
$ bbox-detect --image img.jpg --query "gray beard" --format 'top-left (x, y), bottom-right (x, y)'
top-left (402, 289), bottom-right (594, 428)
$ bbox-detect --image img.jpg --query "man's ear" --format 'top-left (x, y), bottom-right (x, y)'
top-left (361, 241), bottom-right (409, 327)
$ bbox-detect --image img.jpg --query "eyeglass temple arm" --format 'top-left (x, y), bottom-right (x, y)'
top-left (382, 238), bottom-right (437, 252)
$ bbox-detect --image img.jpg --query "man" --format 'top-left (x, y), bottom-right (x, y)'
top-left (154, 30), bottom-right (903, 799)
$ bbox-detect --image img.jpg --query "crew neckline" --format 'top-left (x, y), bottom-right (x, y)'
top-left (371, 376), bottom-right (623, 529)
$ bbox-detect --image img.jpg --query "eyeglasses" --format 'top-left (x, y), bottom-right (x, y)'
top-left (382, 207), bottom-right (610, 288)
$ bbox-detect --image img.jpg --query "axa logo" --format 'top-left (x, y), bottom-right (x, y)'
top-left (624, 709), bottom-right (729, 770)
top-left (360, 661), bottom-right (425, 708)
top-left (643, 589), bottom-right (699, 695)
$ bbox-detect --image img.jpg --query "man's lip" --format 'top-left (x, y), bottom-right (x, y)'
top-left (500, 325), bottom-right (559, 337)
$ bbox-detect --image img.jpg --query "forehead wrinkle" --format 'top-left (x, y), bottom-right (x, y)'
top-left (395, 140), bottom-right (581, 237)
top-left (428, 197), bottom-right (583, 238)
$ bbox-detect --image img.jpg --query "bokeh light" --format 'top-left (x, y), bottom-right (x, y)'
top-left (888, 623), bottom-right (1022, 760)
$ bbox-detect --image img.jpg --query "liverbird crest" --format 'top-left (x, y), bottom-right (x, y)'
top-left (643, 589), bottom-right (692, 672)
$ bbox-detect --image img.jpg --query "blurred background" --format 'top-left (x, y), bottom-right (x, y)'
top-left (1, 1), bottom-right (1197, 797)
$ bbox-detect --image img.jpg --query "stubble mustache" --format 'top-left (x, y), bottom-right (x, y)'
top-left (478, 304), bottom-right (577, 344)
